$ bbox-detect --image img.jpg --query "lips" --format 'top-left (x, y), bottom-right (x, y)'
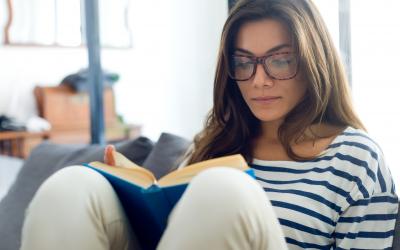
top-left (252, 96), bottom-right (281, 101)
top-left (253, 96), bottom-right (280, 101)
top-left (251, 96), bottom-right (281, 105)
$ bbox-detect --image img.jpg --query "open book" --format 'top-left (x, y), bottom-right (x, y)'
top-left (84, 152), bottom-right (254, 250)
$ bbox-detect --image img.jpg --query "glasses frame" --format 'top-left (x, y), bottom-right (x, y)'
top-left (229, 51), bottom-right (299, 81)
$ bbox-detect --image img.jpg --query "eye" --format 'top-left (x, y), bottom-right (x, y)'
top-left (271, 58), bottom-right (292, 67)
top-left (232, 56), bottom-right (252, 68)
top-left (268, 54), bottom-right (296, 68)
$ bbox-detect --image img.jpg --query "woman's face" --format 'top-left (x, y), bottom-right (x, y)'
top-left (234, 19), bottom-right (307, 125)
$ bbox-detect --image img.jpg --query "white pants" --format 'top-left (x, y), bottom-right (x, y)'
top-left (20, 166), bottom-right (288, 250)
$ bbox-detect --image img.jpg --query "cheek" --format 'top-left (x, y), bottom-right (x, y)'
top-left (236, 85), bottom-right (254, 112)
top-left (298, 72), bottom-right (308, 93)
top-left (237, 85), bottom-right (255, 110)
top-left (294, 83), bottom-right (307, 101)
top-left (237, 84), bottom-right (249, 100)
top-left (287, 77), bottom-right (308, 104)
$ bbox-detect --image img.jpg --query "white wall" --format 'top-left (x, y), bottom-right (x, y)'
top-left (351, 0), bottom-right (400, 187)
top-left (0, 0), bottom-right (228, 141)
top-left (313, 0), bottom-right (340, 48)
top-left (114, 0), bottom-right (228, 140)
top-left (0, 47), bottom-right (88, 122)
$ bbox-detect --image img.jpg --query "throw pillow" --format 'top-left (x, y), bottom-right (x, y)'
top-left (142, 133), bottom-right (191, 179)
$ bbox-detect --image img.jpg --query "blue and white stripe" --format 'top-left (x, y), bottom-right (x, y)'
top-left (251, 127), bottom-right (399, 250)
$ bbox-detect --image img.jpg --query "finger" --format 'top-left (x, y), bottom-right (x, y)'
top-left (104, 145), bottom-right (116, 166)
top-left (104, 145), bottom-right (110, 163)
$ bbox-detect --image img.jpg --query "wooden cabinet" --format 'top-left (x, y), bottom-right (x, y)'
top-left (0, 85), bottom-right (140, 159)
top-left (35, 85), bottom-right (117, 130)
top-left (0, 131), bottom-right (49, 158)
top-left (34, 85), bottom-right (140, 144)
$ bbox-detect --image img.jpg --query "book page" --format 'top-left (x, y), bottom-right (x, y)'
top-left (112, 150), bottom-right (143, 169)
top-left (89, 161), bottom-right (157, 188)
top-left (158, 154), bottom-right (249, 187)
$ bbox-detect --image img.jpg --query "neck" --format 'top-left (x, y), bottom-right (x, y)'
top-left (253, 122), bottom-right (344, 161)
top-left (258, 121), bottom-right (323, 144)
top-left (259, 120), bottom-right (283, 143)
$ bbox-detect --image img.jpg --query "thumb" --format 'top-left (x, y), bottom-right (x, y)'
top-left (104, 145), bottom-right (116, 166)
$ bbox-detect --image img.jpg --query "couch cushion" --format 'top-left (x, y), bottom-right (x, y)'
top-left (0, 136), bottom-right (153, 250)
top-left (56, 136), bottom-right (154, 168)
top-left (394, 202), bottom-right (400, 250)
top-left (0, 156), bottom-right (24, 201)
top-left (142, 132), bottom-right (191, 179)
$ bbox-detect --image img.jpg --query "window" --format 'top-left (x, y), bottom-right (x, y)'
top-left (351, 0), bottom-right (400, 188)
top-left (315, 0), bottom-right (400, 188)
top-left (2, 0), bottom-right (132, 48)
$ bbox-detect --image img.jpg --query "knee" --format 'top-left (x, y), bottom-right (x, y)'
top-left (40, 166), bottom-right (106, 191)
top-left (184, 167), bottom-right (268, 210)
top-left (29, 166), bottom-right (110, 209)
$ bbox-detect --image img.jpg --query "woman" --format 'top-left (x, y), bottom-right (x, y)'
top-left (21, 0), bottom-right (398, 249)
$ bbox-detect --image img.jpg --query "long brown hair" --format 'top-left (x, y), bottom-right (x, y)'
top-left (188, 0), bottom-right (365, 164)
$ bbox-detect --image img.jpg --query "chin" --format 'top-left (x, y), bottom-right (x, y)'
top-left (253, 113), bottom-right (284, 123)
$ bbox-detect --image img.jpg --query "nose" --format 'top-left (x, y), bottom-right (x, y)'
top-left (252, 64), bottom-right (274, 88)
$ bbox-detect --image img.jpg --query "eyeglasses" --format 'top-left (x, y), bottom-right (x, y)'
top-left (228, 52), bottom-right (299, 81)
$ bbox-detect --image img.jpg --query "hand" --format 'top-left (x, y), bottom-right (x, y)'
top-left (104, 144), bottom-right (116, 166)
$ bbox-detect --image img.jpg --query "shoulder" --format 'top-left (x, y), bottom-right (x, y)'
top-left (333, 127), bottom-right (380, 149)
top-left (330, 126), bottom-right (395, 196)
top-left (330, 126), bottom-right (383, 162)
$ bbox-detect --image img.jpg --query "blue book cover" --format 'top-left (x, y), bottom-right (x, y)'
top-left (84, 154), bottom-right (254, 250)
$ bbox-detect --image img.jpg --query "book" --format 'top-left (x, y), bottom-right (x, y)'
top-left (84, 151), bottom-right (254, 250)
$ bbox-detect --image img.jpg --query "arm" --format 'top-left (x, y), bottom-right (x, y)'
top-left (334, 192), bottom-right (398, 249)
top-left (334, 145), bottom-right (399, 249)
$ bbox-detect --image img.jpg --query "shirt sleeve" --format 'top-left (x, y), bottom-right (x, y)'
top-left (334, 192), bottom-right (398, 249)
top-left (333, 139), bottom-right (398, 250)
top-left (334, 133), bottom-right (399, 249)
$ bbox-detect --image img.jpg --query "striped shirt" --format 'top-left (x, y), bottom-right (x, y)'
top-left (251, 127), bottom-right (399, 249)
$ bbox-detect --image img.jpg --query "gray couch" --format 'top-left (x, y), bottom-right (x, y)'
top-left (0, 156), bottom-right (23, 200)
top-left (0, 133), bottom-right (399, 250)
top-left (396, 212), bottom-right (400, 250)
top-left (0, 133), bottom-right (191, 250)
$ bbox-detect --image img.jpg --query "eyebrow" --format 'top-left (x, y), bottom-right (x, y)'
top-left (234, 44), bottom-right (292, 55)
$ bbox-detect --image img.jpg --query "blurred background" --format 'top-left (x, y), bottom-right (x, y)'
top-left (0, 0), bottom-right (399, 187)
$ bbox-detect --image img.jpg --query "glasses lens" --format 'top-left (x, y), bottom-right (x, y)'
top-left (230, 56), bottom-right (254, 81)
top-left (265, 53), bottom-right (297, 80)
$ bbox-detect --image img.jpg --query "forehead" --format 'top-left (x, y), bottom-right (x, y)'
top-left (234, 19), bottom-right (292, 55)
